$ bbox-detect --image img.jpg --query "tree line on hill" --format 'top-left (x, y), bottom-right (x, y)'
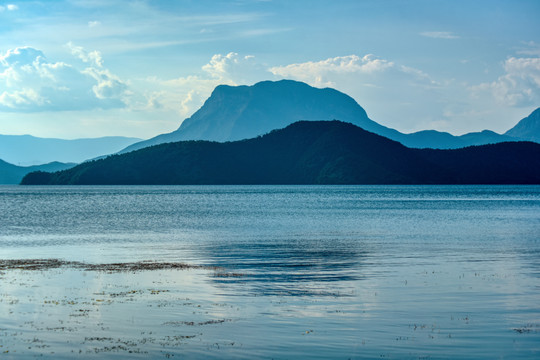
top-left (21, 121), bottom-right (540, 185)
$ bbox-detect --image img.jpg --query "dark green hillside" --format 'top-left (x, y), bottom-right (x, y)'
top-left (21, 121), bottom-right (540, 185)
top-left (417, 142), bottom-right (540, 184)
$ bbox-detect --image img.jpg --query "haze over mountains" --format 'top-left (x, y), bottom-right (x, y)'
top-left (0, 135), bottom-right (141, 184)
top-left (0, 159), bottom-right (74, 184)
top-left (3, 79), bottom-right (540, 185)
top-left (22, 121), bottom-right (540, 185)
top-left (121, 80), bottom-right (538, 154)
top-left (0, 135), bottom-right (142, 166)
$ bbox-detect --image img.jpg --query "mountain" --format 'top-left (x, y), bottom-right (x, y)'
top-left (403, 129), bottom-right (517, 149)
top-left (505, 108), bottom-right (540, 143)
top-left (0, 134), bottom-right (142, 166)
top-left (120, 79), bottom-right (403, 153)
top-left (120, 80), bottom-right (528, 153)
top-left (22, 121), bottom-right (540, 185)
top-left (0, 159), bottom-right (75, 184)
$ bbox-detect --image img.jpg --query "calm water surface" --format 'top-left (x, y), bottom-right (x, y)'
top-left (0, 185), bottom-right (539, 359)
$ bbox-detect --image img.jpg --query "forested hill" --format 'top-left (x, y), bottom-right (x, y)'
top-left (21, 121), bottom-right (540, 185)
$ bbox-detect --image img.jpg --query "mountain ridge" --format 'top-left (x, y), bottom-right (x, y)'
top-left (0, 134), bottom-right (142, 166)
top-left (0, 159), bottom-right (75, 184)
top-left (505, 107), bottom-right (540, 143)
top-left (22, 120), bottom-right (540, 185)
top-left (120, 80), bottom-right (536, 154)
top-left (120, 80), bottom-right (398, 153)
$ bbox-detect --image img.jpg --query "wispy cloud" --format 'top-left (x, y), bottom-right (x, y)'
top-left (4, 6), bottom-right (272, 56)
top-left (517, 41), bottom-right (540, 56)
top-left (420, 31), bottom-right (459, 39)
top-left (234, 27), bottom-right (293, 37)
top-left (172, 12), bottom-right (266, 26)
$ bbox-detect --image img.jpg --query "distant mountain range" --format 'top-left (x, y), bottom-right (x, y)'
top-left (120, 80), bottom-right (538, 153)
top-left (4, 80), bottom-right (539, 183)
top-left (22, 121), bottom-right (540, 185)
top-left (0, 135), bottom-right (142, 166)
top-left (1, 159), bottom-right (75, 184)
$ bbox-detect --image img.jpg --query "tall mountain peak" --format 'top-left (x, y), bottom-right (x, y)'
top-left (178, 79), bottom-right (371, 142)
top-left (120, 79), bottom-right (379, 153)
top-left (119, 80), bottom-right (538, 154)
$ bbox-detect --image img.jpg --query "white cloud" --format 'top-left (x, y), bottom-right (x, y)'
top-left (88, 20), bottom-right (101, 28)
top-left (0, 45), bottom-right (128, 112)
top-left (269, 54), bottom-right (452, 132)
top-left (202, 52), bottom-right (263, 82)
top-left (270, 55), bottom-right (395, 88)
top-left (67, 42), bottom-right (104, 67)
top-left (202, 52), bottom-right (241, 79)
top-left (269, 54), bottom-right (437, 90)
top-left (420, 31), bottom-right (459, 39)
top-left (0, 4), bottom-right (18, 11)
top-left (86, 68), bottom-right (127, 99)
top-left (142, 52), bottom-right (268, 118)
top-left (268, 53), bottom-right (539, 134)
top-left (179, 90), bottom-right (199, 115)
top-left (0, 88), bottom-right (45, 108)
top-left (472, 56), bottom-right (540, 107)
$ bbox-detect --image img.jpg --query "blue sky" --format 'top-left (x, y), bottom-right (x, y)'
top-left (0, 0), bottom-right (539, 139)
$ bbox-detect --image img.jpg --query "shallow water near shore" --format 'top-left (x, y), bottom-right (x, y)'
top-left (1, 185), bottom-right (539, 359)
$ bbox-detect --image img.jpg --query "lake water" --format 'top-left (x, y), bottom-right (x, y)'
top-left (0, 185), bottom-right (539, 359)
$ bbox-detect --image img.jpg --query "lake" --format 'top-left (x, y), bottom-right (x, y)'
top-left (0, 185), bottom-right (539, 359)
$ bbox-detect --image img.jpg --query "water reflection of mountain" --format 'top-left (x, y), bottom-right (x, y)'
top-left (203, 238), bottom-right (367, 297)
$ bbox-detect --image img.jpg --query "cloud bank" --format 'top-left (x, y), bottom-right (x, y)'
top-left (269, 54), bottom-right (436, 89)
top-left (1, 45), bottom-right (537, 137)
top-left (0, 45), bottom-right (128, 112)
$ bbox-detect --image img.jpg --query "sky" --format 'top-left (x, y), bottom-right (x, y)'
top-left (0, 0), bottom-right (539, 139)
